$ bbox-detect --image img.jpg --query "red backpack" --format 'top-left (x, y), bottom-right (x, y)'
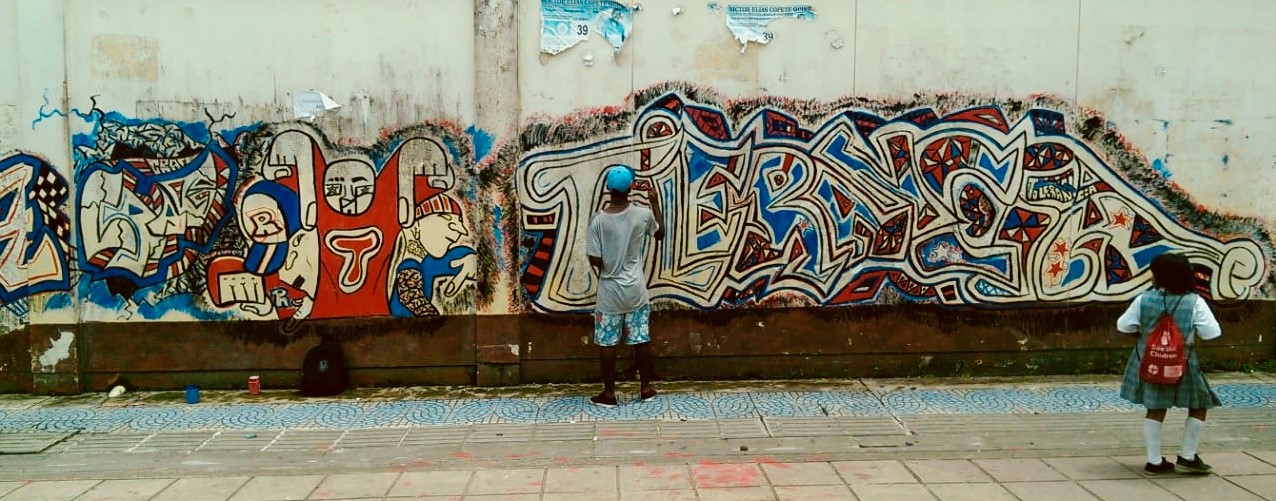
top-left (1139, 296), bottom-right (1187, 385)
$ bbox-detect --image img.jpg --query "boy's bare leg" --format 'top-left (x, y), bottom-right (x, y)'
top-left (635, 342), bottom-right (655, 395)
top-left (599, 346), bottom-right (618, 398)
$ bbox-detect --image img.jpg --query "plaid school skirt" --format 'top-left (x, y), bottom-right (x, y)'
top-left (1119, 346), bottom-right (1221, 410)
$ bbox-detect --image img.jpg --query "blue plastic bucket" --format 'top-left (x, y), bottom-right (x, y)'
top-left (185, 384), bottom-right (200, 404)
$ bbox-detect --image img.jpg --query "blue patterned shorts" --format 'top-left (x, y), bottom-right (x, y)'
top-left (593, 304), bottom-right (651, 347)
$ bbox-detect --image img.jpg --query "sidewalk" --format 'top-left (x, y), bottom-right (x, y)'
top-left (0, 373), bottom-right (1274, 500)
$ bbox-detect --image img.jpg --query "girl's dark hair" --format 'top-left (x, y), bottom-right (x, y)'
top-left (1150, 253), bottom-right (1194, 295)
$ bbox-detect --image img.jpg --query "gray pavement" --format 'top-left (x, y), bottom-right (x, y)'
top-left (0, 373), bottom-right (1274, 500)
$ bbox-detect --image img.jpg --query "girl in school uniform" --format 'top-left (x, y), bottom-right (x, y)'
top-left (1116, 253), bottom-right (1222, 475)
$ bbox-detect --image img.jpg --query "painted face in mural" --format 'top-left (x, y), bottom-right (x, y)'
top-left (323, 160), bottom-right (375, 215)
top-left (417, 213), bottom-right (469, 258)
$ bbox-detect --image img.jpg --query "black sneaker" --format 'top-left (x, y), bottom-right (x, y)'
top-left (590, 393), bottom-right (617, 408)
top-left (1176, 455), bottom-right (1212, 474)
top-left (638, 388), bottom-right (658, 403)
top-left (1144, 458), bottom-right (1175, 476)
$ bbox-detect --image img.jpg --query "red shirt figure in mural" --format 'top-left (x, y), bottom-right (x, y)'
top-left (206, 128), bottom-right (456, 321)
top-left (308, 136), bottom-right (450, 319)
top-left (586, 165), bottom-right (665, 408)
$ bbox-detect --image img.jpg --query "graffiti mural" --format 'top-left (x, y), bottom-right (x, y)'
top-left (71, 113), bottom-right (247, 318)
top-left (0, 152), bottom-right (73, 314)
top-left (206, 125), bottom-right (477, 321)
top-left (516, 91), bottom-right (1268, 312)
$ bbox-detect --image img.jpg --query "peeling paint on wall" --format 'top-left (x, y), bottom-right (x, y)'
top-left (36, 331), bottom-right (73, 371)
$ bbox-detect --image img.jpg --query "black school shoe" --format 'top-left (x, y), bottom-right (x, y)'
top-left (1176, 455), bottom-right (1212, 474)
top-left (590, 393), bottom-right (618, 408)
top-left (1144, 458), bottom-right (1176, 476)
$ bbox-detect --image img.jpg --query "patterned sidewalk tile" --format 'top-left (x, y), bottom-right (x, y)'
top-left (0, 383), bottom-right (1271, 434)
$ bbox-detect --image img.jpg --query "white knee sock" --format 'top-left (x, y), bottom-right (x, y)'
top-left (1182, 417), bottom-right (1204, 460)
top-left (1143, 419), bottom-right (1163, 464)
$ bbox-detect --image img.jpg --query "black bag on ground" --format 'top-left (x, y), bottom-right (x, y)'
top-left (300, 338), bottom-right (348, 397)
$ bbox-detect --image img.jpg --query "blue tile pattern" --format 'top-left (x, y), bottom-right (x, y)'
top-left (0, 382), bottom-right (1272, 433)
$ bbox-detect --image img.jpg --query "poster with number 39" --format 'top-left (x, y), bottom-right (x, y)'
top-left (540, 0), bottom-right (634, 55)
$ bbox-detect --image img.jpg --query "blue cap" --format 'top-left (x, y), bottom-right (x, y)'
top-left (605, 165), bottom-right (634, 193)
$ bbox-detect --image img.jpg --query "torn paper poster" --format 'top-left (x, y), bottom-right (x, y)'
top-left (540, 0), bottom-right (634, 55)
top-left (724, 4), bottom-right (815, 47)
top-left (293, 90), bottom-right (341, 121)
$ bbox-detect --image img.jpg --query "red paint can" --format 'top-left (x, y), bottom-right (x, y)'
top-left (248, 376), bottom-right (261, 395)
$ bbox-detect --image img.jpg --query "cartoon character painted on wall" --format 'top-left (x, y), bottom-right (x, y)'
top-left (389, 195), bottom-right (476, 316)
top-left (206, 127), bottom-right (475, 320)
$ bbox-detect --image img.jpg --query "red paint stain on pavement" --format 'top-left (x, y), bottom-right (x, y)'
top-left (691, 462), bottom-right (761, 488)
top-left (553, 457), bottom-right (572, 464)
top-left (449, 451), bottom-right (475, 460)
top-left (634, 460), bottom-right (646, 467)
top-left (755, 457), bottom-right (788, 467)
top-left (663, 451), bottom-right (691, 458)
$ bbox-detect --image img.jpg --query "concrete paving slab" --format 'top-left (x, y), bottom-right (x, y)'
top-left (696, 486), bottom-right (776, 501)
top-left (760, 461), bottom-right (841, 486)
top-left (849, 482), bottom-right (936, 500)
top-left (597, 422), bottom-right (659, 440)
top-left (457, 494), bottom-right (538, 500)
top-left (1079, 478), bottom-right (1177, 500)
top-left (466, 468), bottom-right (544, 496)
top-left (0, 482), bottom-right (24, 498)
top-left (619, 465), bottom-right (693, 491)
top-left (266, 430), bottom-right (342, 452)
top-left (718, 419), bottom-right (769, 438)
top-left (401, 425), bottom-right (470, 445)
top-left (151, 476), bottom-right (251, 501)
top-left (1002, 480), bottom-right (1101, 501)
top-left (1250, 450), bottom-right (1276, 466)
top-left (656, 420), bottom-right (719, 438)
top-left (1044, 456), bottom-right (1144, 480)
top-left (74, 478), bottom-right (174, 501)
top-left (543, 466), bottom-right (616, 493)
top-left (774, 484), bottom-right (857, 500)
top-left (229, 475), bottom-right (324, 501)
top-left (927, 482), bottom-right (1018, 501)
top-left (1225, 474), bottom-right (1276, 500)
top-left (133, 431), bottom-right (217, 453)
top-left (832, 460), bottom-right (918, 484)
top-left (1, 480), bottom-right (99, 500)
top-left (337, 428), bottom-right (408, 448)
top-left (469, 424), bottom-right (536, 443)
top-left (544, 491), bottom-right (617, 501)
top-left (388, 470), bottom-right (472, 497)
top-left (1195, 451), bottom-right (1276, 475)
top-left (534, 422), bottom-right (594, 441)
top-left (200, 431), bottom-right (280, 453)
top-left (0, 432), bottom-right (71, 454)
top-left (309, 472), bottom-right (399, 499)
top-left (690, 462), bottom-right (766, 488)
top-left (1152, 475), bottom-right (1266, 501)
top-left (619, 489), bottom-right (697, 501)
top-left (903, 459), bottom-right (993, 483)
top-left (973, 458), bottom-right (1069, 482)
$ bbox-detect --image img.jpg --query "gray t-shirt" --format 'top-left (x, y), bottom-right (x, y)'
top-left (586, 204), bottom-right (658, 314)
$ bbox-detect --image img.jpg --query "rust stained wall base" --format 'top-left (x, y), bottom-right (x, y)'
top-left (1, 302), bottom-right (1272, 392)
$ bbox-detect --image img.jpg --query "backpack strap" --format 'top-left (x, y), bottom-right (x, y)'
top-left (1162, 293), bottom-right (1192, 346)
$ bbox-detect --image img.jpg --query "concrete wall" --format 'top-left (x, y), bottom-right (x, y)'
top-left (1, 0), bottom-right (1272, 392)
